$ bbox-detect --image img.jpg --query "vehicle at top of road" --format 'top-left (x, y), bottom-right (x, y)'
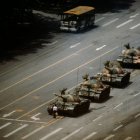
top-left (117, 43), bottom-right (140, 68)
top-left (93, 60), bottom-right (131, 88)
top-left (77, 74), bottom-right (110, 102)
top-left (59, 6), bottom-right (95, 32)
top-left (47, 88), bottom-right (90, 117)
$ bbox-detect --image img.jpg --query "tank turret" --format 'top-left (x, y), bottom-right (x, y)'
top-left (78, 74), bottom-right (110, 101)
top-left (94, 60), bottom-right (131, 87)
top-left (117, 43), bottom-right (140, 68)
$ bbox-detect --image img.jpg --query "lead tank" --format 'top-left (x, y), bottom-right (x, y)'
top-left (47, 88), bottom-right (90, 116)
top-left (77, 74), bottom-right (110, 102)
top-left (94, 60), bottom-right (131, 87)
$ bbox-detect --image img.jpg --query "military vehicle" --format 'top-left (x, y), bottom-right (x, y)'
top-left (47, 88), bottom-right (90, 116)
top-left (117, 43), bottom-right (140, 68)
top-left (77, 74), bottom-right (110, 102)
top-left (93, 60), bottom-right (131, 87)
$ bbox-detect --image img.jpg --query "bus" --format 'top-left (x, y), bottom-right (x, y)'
top-left (60, 6), bottom-right (95, 32)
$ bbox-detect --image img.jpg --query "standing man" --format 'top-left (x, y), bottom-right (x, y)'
top-left (52, 104), bottom-right (58, 118)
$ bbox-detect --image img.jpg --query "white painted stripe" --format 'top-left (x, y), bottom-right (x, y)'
top-left (40, 128), bottom-right (63, 140)
top-left (104, 134), bottom-right (115, 140)
top-left (95, 17), bottom-right (105, 23)
top-left (116, 19), bottom-right (133, 28)
top-left (114, 103), bottom-right (123, 109)
top-left (82, 132), bottom-right (97, 140)
top-left (0, 117), bottom-right (46, 124)
top-left (0, 46), bottom-right (119, 111)
top-left (134, 92), bottom-right (140, 97)
top-left (93, 115), bottom-right (103, 122)
top-left (102, 18), bottom-right (119, 27)
top-left (135, 113), bottom-right (140, 119)
top-left (3, 110), bottom-right (16, 118)
top-left (45, 41), bottom-right (58, 46)
top-left (130, 23), bottom-right (140, 29)
top-left (124, 137), bottom-right (132, 140)
top-left (61, 127), bottom-right (83, 140)
top-left (130, 13), bottom-right (139, 18)
top-left (70, 42), bottom-right (80, 48)
top-left (22, 126), bottom-right (45, 139)
top-left (4, 124), bottom-right (28, 138)
top-left (113, 124), bottom-right (123, 131)
top-left (0, 122), bottom-right (12, 130)
top-left (96, 45), bottom-right (106, 51)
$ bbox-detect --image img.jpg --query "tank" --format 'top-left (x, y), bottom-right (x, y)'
top-left (93, 61), bottom-right (131, 87)
top-left (77, 74), bottom-right (110, 102)
top-left (47, 88), bottom-right (90, 117)
top-left (117, 43), bottom-right (140, 68)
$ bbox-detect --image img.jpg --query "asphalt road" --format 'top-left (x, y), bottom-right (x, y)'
top-left (0, 0), bottom-right (140, 140)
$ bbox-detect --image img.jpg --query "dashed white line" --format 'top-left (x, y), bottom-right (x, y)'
top-left (93, 115), bottom-right (103, 122)
top-left (95, 17), bottom-right (105, 23)
top-left (82, 132), bottom-right (97, 140)
top-left (124, 137), bottom-right (132, 140)
top-left (134, 113), bottom-right (140, 119)
top-left (0, 122), bottom-right (12, 130)
top-left (40, 128), bottom-right (63, 140)
top-left (134, 92), bottom-right (140, 97)
top-left (113, 124), bottom-right (123, 131)
top-left (130, 13), bottom-right (139, 18)
top-left (70, 42), bottom-right (80, 48)
top-left (0, 117), bottom-right (46, 124)
top-left (3, 110), bottom-right (16, 118)
top-left (104, 134), bottom-right (115, 140)
top-left (102, 18), bottom-right (119, 27)
top-left (116, 19), bottom-right (133, 28)
top-left (130, 23), bottom-right (140, 29)
top-left (96, 45), bottom-right (106, 51)
top-left (22, 126), bottom-right (45, 139)
top-left (3, 124), bottom-right (28, 138)
top-left (113, 103), bottom-right (123, 109)
top-left (43, 41), bottom-right (58, 46)
top-left (61, 127), bottom-right (83, 140)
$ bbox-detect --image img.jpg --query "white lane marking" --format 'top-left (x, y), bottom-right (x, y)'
top-left (3, 124), bottom-right (28, 138)
top-left (0, 46), bottom-right (119, 111)
top-left (93, 115), bottom-right (103, 122)
top-left (82, 132), bottom-right (97, 140)
top-left (130, 13), bottom-right (139, 18)
top-left (96, 45), bottom-right (106, 51)
top-left (134, 92), bottom-right (140, 97)
top-left (0, 44), bottom-right (92, 94)
top-left (130, 23), bottom-right (140, 29)
top-left (0, 117), bottom-right (46, 124)
top-left (102, 18), bottom-right (119, 27)
top-left (31, 113), bottom-right (41, 121)
top-left (134, 113), bottom-right (140, 119)
top-left (113, 103), bottom-right (123, 109)
top-left (116, 19), bottom-right (133, 28)
top-left (0, 122), bottom-right (12, 130)
top-left (113, 124), bottom-right (123, 131)
top-left (22, 126), bottom-right (45, 139)
top-left (70, 42), bottom-right (80, 48)
top-left (40, 128), bottom-right (63, 140)
top-left (42, 41), bottom-right (58, 46)
top-left (95, 17), bottom-right (105, 23)
top-left (3, 110), bottom-right (16, 118)
top-left (104, 134), bottom-right (115, 140)
top-left (124, 137), bottom-right (132, 140)
top-left (61, 127), bottom-right (83, 140)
